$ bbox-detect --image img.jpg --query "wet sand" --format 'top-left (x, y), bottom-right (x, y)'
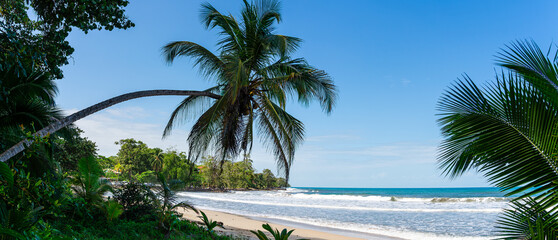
top-left (178, 208), bottom-right (404, 240)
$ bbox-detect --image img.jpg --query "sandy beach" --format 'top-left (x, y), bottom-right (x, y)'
top-left (178, 208), bottom-right (403, 240)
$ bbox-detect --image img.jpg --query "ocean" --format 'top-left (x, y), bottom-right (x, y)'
top-left (177, 187), bottom-right (510, 240)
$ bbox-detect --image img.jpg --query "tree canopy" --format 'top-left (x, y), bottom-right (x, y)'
top-left (0, 0), bottom-right (134, 79)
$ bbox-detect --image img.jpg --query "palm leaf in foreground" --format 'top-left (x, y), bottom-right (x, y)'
top-left (438, 74), bottom-right (558, 208)
top-left (497, 40), bottom-right (558, 107)
top-left (250, 223), bottom-right (308, 240)
top-left (438, 40), bottom-right (558, 237)
top-left (496, 198), bottom-right (558, 239)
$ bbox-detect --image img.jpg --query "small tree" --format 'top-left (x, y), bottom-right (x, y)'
top-left (71, 156), bottom-right (112, 208)
top-left (115, 139), bottom-right (154, 178)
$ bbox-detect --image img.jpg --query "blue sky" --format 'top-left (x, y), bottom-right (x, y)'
top-left (56, 0), bottom-right (558, 187)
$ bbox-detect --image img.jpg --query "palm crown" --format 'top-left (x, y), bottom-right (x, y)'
top-left (162, 0), bottom-right (337, 181)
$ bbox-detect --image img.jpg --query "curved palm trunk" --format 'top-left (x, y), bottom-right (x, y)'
top-left (0, 89), bottom-right (220, 162)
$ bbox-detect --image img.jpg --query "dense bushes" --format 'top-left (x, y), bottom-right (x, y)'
top-left (53, 218), bottom-right (236, 240)
top-left (113, 181), bottom-right (157, 221)
top-left (0, 135), bottom-right (240, 239)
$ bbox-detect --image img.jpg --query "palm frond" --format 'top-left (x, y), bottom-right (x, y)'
top-left (162, 41), bottom-right (224, 79)
top-left (163, 86), bottom-right (220, 138)
top-left (201, 2), bottom-right (244, 54)
top-left (1, 68), bottom-right (57, 106)
top-left (72, 156), bottom-right (112, 206)
top-left (266, 35), bottom-right (302, 58)
top-left (0, 98), bottom-right (63, 130)
top-left (496, 198), bottom-right (558, 239)
top-left (497, 40), bottom-right (558, 106)
top-left (259, 58), bottom-right (337, 113)
top-left (187, 98), bottom-right (228, 162)
top-left (256, 95), bottom-right (304, 181)
top-left (437, 74), bottom-right (558, 208)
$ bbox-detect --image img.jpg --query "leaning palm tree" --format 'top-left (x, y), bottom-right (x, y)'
top-left (437, 40), bottom-right (558, 238)
top-left (161, 0), bottom-right (337, 182)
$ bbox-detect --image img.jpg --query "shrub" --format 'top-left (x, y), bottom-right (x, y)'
top-left (251, 223), bottom-right (307, 240)
top-left (104, 200), bottom-right (124, 222)
top-left (134, 170), bottom-right (157, 183)
top-left (113, 181), bottom-right (157, 221)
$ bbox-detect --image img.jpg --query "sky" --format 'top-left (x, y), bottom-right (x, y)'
top-left (56, 0), bottom-right (558, 188)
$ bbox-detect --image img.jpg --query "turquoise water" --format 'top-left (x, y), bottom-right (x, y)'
top-left (296, 187), bottom-right (508, 198)
top-left (178, 187), bottom-right (509, 239)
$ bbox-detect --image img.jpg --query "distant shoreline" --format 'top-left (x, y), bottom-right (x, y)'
top-left (180, 186), bottom-right (288, 192)
top-left (106, 179), bottom-right (288, 192)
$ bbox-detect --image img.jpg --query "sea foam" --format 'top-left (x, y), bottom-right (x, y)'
top-left (177, 188), bottom-right (506, 238)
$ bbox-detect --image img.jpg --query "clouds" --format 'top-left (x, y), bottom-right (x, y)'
top-left (67, 106), bottom-right (486, 187)
top-left (69, 107), bottom-right (189, 157)
top-left (70, 106), bottom-right (436, 167)
top-left (296, 138), bottom-right (438, 165)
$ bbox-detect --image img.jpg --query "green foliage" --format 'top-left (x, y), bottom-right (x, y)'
top-left (253, 169), bottom-right (288, 189)
top-left (113, 181), bottom-right (157, 221)
top-left (0, 162), bottom-right (13, 188)
top-left (115, 139), bottom-right (156, 178)
top-left (23, 220), bottom-right (59, 240)
top-left (0, 68), bottom-right (61, 157)
top-left (437, 40), bottom-right (558, 236)
top-left (162, 0), bottom-right (337, 182)
top-left (151, 148), bottom-right (164, 173)
top-left (0, 227), bottom-right (25, 239)
top-left (0, 162), bottom-right (69, 239)
top-left (161, 150), bottom-right (199, 187)
top-left (0, 132), bottom-right (243, 240)
top-left (52, 217), bottom-right (237, 240)
top-left (104, 200), bottom-right (123, 223)
top-left (134, 171), bottom-right (157, 183)
top-left (52, 127), bottom-right (98, 172)
top-left (0, 0), bottom-right (134, 166)
top-left (16, 127), bottom-right (59, 177)
top-left (98, 156), bottom-right (117, 170)
top-left (0, 204), bottom-right (43, 239)
top-left (0, 0), bottom-right (134, 79)
top-left (221, 158), bottom-right (254, 189)
top-left (198, 211), bottom-right (222, 232)
top-left (199, 155), bottom-right (287, 189)
top-left (275, 177), bottom-right (289, 188)
top-left (199, 156), bottom-right (223, 188)
top-left (71, 156), bottom-right (112, 208)
top-left (108, 139), bottom-right (286, 190)
top-left (62, 197), bottom-right (97, 222)
top-left (153, 173), bottom-right (198, 236)
top-left (496, 198), bottom-right (558, 239)
top-left (251, 223), bottom-right (306, 240)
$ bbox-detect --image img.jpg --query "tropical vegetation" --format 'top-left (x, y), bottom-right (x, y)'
top-left (1, 0), bottom-right (133, 162)
top-left (437, 40), bottom-right (558, 238)
top-left (0, 1), bottom-right (309, 239)
top-left (161, 0), bottom-right (337, 182)
top-left (107, 138), bottom-right (289, 190)
top-left (251, 223), bottom-right (307, 240)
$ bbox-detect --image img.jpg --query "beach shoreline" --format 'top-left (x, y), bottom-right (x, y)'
top-left (178, 207), bottom-right (403, 240)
